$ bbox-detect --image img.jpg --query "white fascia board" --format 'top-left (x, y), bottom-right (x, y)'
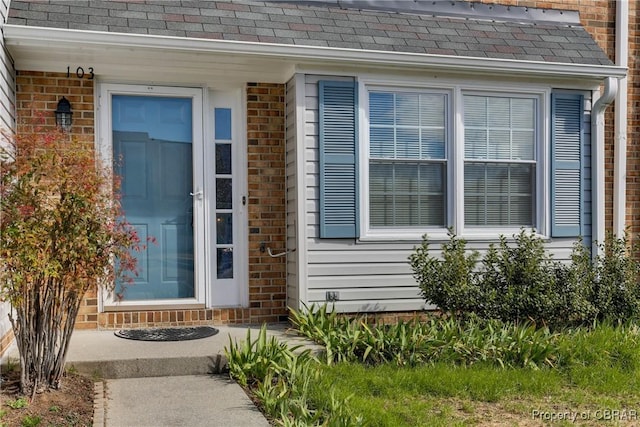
top-left (4, 25), bottom-right (627, 80)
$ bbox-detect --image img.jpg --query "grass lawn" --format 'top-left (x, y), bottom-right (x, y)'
top-left (311, 362), bottom-right (640, 426)
top-left (227, 317), bottom-right (640, 426)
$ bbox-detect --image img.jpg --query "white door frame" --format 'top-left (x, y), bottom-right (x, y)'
top-left (207, 88), bottom-right (248, 308)
top-left (97, 83), bottom-right (206, 309)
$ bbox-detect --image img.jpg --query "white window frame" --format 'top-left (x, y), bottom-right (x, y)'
top-left (358, 79), bottom-right (550, 241)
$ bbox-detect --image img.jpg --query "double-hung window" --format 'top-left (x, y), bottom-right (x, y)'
top-left (363, 86), bottom-right (541, 238)
top-left (368, 90), bottom-right (447, 228)
top-left (463, 94), bottom-right (537, 228)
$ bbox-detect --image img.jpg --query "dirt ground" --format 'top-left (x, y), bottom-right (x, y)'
top-left (0, 369), bottom-right (93, 426)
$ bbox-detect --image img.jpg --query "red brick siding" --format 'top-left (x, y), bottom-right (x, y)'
top-left (16, 71), bottom-right (94, 142)
top-left (246, 82), bottom-right (288, 323)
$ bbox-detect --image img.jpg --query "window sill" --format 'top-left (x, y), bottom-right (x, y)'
top-left (358, 228), bottom-right (549, 243)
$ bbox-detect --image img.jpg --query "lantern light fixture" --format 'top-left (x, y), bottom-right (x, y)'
top-left (55, 97), bottom-right (73, 132)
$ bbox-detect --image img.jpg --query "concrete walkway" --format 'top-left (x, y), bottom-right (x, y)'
top-left (102, 375), bottom-right (268, 427)
top-left (11, 324), bottom-right (322, 427)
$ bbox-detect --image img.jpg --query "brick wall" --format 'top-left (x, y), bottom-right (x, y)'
top-left (246, 82), bottom-right (288, 323)
top-left (16, 71), bottom-right (94, 142)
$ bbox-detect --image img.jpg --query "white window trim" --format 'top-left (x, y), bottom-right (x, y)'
top-left (358, 79), bottom-right (551, 242)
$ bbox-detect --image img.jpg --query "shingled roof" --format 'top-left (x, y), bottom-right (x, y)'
top-left (6, 0), bottom-right (613, 66)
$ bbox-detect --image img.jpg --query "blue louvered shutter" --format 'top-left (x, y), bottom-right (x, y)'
top-left (551, 93), bottom-right (584, 237)
top-left (319, 80), bottom-right (359, 238)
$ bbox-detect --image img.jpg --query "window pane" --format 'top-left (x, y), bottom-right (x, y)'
top-left (512, 131), bottom-right (535, 160)
top-left (464, 129), bottom-right (487, 159)
top-left (488, 97), bottom-right (510, 128)
top-left (421, 129), bottom-right (445, 159)
top-left (214, 108), bottom-right (232, 140)
top-left (396, 93), bottom-right (419, 126)
top-left (370, 92), bottom-right (394, 126)
top-left (464, 95), bottom-right (536, 162)
top-left (369, 163), bottom-right (393, 193)
top-left (394, 195), bottom-right (419, 226)
top-left (464, 96), bottom-right (486, 127)
top-left (370, 162), bottom-right (444, 227)
top-left (396, 128), bottom-right (420, 159)
top-left (370, 194), bottom-right (394, 227)
top-left (512, 98), bottom-right (535, 128)
top-left (420, 94), bottom-right (445, 127)
top-left (488, 130), bottom-right (511, 159)
top-left (464, 162), bottom-right (534, 227)
top-left (420, 195), bottom-right (444, 225)
top-left (370, 127), bottom-right (394, 158)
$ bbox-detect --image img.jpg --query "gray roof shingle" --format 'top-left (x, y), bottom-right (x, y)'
top-left (6, 0), bottom-right (613, 66)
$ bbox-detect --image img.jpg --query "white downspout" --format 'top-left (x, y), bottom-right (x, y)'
top-left (592, 76), bottom-right (618, 256)
top-left (613, 0), bottom-right (629, 236)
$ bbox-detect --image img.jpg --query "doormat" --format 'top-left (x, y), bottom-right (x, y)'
top-left (114, 326), bottom-right (219, 342)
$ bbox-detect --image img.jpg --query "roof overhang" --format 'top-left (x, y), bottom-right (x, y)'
top-left (4, 25), bottom-right (627, 85)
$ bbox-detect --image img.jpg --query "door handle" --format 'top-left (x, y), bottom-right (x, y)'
top-left (190, 190), bottom-right (203, 200)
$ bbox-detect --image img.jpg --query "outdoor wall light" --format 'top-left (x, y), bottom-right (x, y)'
top-left (55, 97), bottom-right (73, 131)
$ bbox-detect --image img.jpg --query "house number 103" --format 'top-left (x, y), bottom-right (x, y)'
top-left (67, 66), bottom-right (94, 80)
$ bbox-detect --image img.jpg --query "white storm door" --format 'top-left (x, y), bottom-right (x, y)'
top-left (102, 85), bottom-right (205, 306)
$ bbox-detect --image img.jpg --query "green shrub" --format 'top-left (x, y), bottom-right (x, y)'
top-left (593, 233), bottom-right (640, 320)
top-left (409, 229), bottom-right (479, 316)
top-left (411, 229), bottom-right (640, 326)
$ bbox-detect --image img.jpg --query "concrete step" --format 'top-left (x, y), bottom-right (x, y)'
top-left (68, 354), bottom-right (229, 379)
top-left (4, 324), bottom-right (324, 379)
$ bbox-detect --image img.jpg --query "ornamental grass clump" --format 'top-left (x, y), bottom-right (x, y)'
top-left (0, 127), bottom-right (140, 396)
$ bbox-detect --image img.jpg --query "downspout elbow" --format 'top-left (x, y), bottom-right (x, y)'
top-left (592, 76), bottom-right (617, 115)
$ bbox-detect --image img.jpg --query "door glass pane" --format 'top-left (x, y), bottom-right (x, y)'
top-left (216, 213), bottom-right (233, 244)
top-left (214, 108), bottom-right (232, 140)
top-left (216, 144), bottom-right (232, 174)
top-left (216, 178), bottom-right (232, 209)
top-left (217, 248), bottom-right (233, 279)
top-left (113, 95), bottom-right (195, 300)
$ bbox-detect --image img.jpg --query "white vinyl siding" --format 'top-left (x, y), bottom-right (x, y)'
top-left (0, 0), bottom-right (15, 357)
top-left (0, 0), bottom-right (14, 132)
top-left (293, 74), bottom-right (590, 314)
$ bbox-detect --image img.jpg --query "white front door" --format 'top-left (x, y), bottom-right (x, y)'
top-left (99, 85), bottom-right (246, 309)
